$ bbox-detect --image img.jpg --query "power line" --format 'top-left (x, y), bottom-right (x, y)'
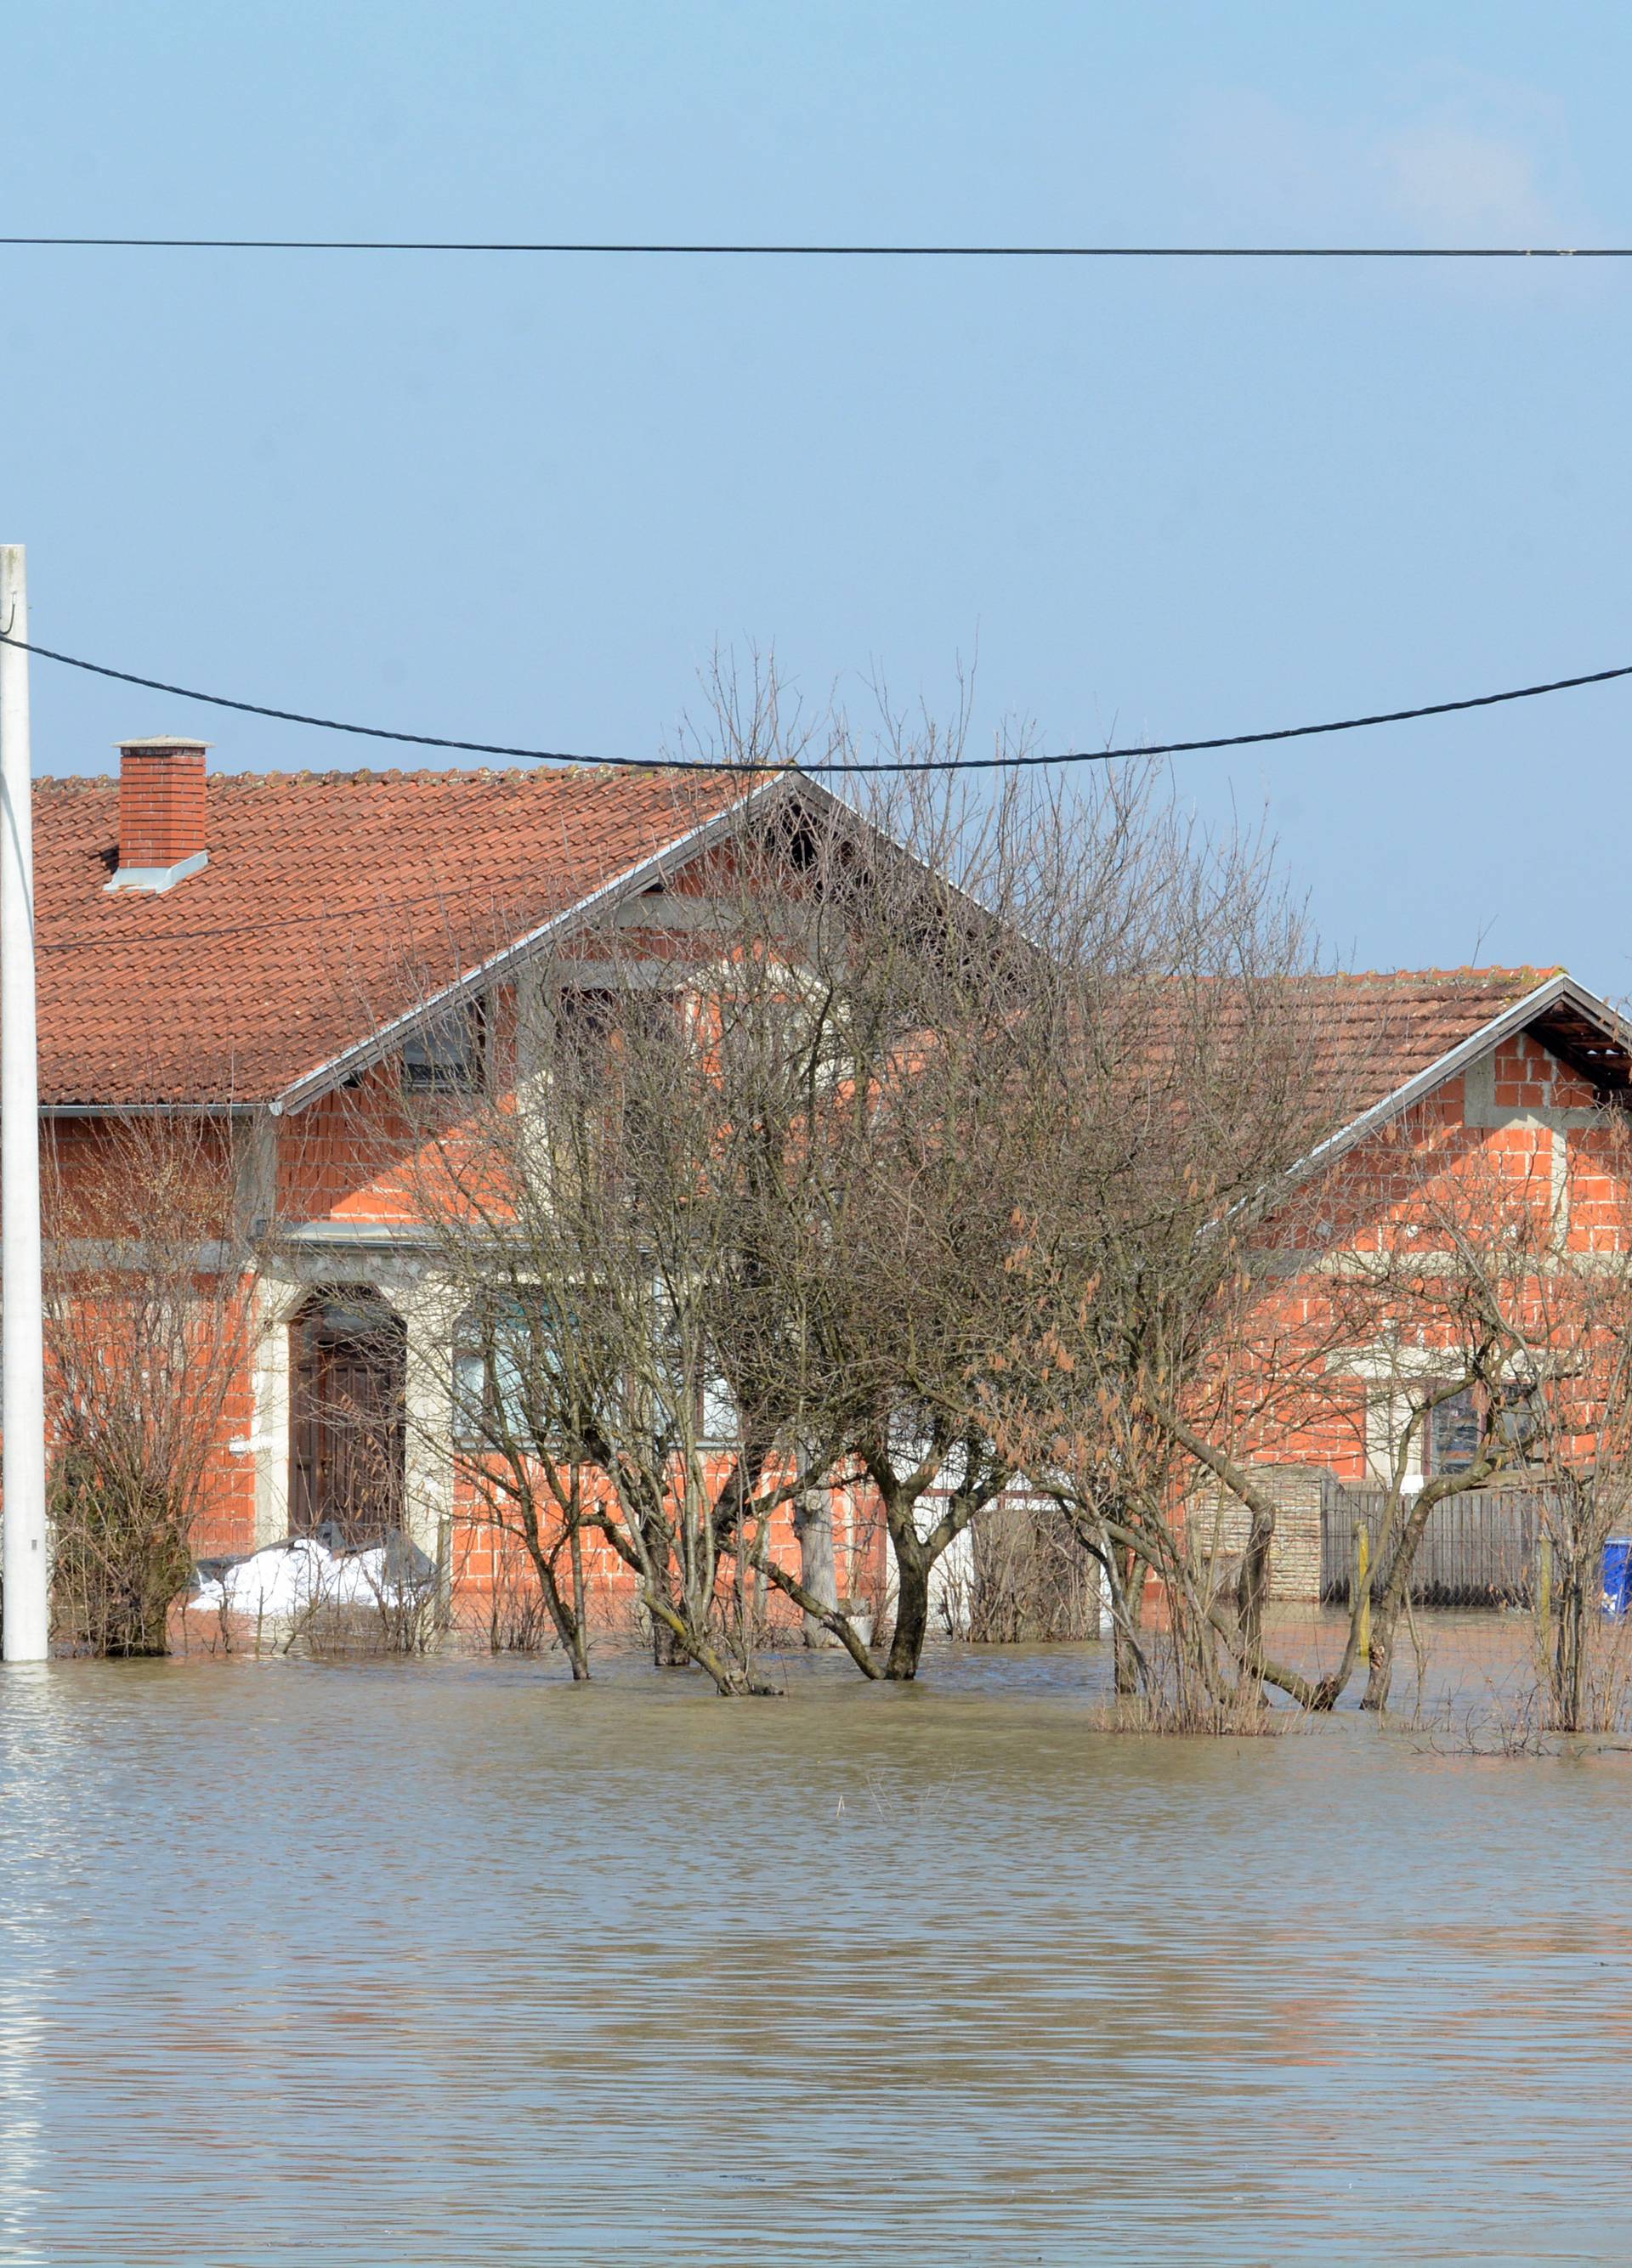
top-left (3, 235), bottom-right (1632, 257)
top-left (1, 627), bottom-right (1629, 777)
top-left (0, 631), bottom-right (709, 771)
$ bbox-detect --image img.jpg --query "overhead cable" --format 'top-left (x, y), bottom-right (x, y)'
top-left (3, 235), bottom-right (1631, 258)
top-left (0, 628), bottom-right (1628, 778)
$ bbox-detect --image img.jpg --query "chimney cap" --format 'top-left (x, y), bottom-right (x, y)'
top-left (116, 735), bottom-right (211, 752)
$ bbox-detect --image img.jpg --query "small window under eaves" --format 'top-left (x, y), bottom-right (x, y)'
top-left (403, 1000), bottom-right (485, 1094)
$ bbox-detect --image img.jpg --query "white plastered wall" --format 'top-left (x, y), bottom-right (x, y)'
top-left (400, 1274), bottom-right (460, 1564)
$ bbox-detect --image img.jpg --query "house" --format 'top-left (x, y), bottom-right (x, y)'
top-left (33, 736), bottom-right (842, 1621)
top-left (1200, 965), bottom-right (1632, 1602)
top-left (24, 736), bottom-right (1632, 1627)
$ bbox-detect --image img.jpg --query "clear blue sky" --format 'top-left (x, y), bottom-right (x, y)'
top-left (3, 3), bottom-right (1629, 985)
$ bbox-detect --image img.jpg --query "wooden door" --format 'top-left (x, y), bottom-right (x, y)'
top-left (289, 1292), bottom-right (407, 1544)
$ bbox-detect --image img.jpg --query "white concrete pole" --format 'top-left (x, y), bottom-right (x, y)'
top-left (1, 546), bottom-right (49, 1660)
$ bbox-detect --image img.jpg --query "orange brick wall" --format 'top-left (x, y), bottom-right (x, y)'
top-left (38, 1010), bottom-right (1630, 1620)
top-left (1238, 1032), bottom-right (1632, 1485)
top-left (442, 1456), bottom-right (892, 1630)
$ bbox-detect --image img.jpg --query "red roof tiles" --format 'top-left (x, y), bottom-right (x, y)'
top-left (25, 765), bottom-right (759, 1105)
top-left (1298, 966), bottom-right (1565, 1119)
top-left (13, 763), bottom-right (1581, 1123)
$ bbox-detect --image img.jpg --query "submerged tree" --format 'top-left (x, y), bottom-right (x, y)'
top-left (1323, 1099), bottom-right (1632, 1724)
top-left (396, 682), bottom-right (1072, 1688)
top-left (958, 777), bottom-right (1372, 1722)
top-left (394, 668), bottom-right (1393, 1704)
top-left (44, 1113), bottom-right (266, 1656)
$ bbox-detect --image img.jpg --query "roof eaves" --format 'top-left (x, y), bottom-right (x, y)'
top-left (267, 770), bottom-right (796, 1116)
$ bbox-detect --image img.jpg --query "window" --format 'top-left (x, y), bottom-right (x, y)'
top-left (552, 986), bottom-right (678, 1073)
top-left (649, 1302), bottom-right (739, 1450)
top-left (1429, 1389), bottom-right (1482, 1475)
top-left (451, 1287), bottom-right (738, 1456)
top-left (403, 1001), bottom-right (484, 1094)
top-left (553, 987), bottom-right (618, 1058)
top-left (1427, 1382), bottom-right (1541, 1476)
top-left (451, 1338), bottom-right (490, 1448)
top-left (452, 1294), bottom-right (575, 1451)
top-left (700, 1370), bottom-right (739, 1448)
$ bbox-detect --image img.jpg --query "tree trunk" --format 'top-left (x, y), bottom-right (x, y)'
top-left (651, 1611), bottom-right (687, 1668)
top-left (1234, 1507), bottom-right (1273, 1700)
top-left (645, 1592), bottom-right (776, 1696)
top-left (566, 1507), bottom-right (590, 1683)
top-left (1115, 1551), bottom-right (1148, 1694)
top-left (793, 1488), bottom-right (838, 1647)
top-left (1364, 1485), bottom-right (1453, 1711)
top-left (1552, 1554), bottom-right (1587, 1733)
top-left (1363, 1615), bottom-right (1398, 1712)
top-left (520, 1485), bottom-right (592, 1681)
top-left (1364, 1456), bottom-right (1509, 1711)
top-left (887, 1536), bottom-right (932, 1680)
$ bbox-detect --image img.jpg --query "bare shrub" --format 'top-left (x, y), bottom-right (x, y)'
top-left (45, 1115), bottom-right (264, 1657)
top-left (966, 1498), bottom-right (1100, 1643)
top-left (298, 1576), bottom-right (436, 1660)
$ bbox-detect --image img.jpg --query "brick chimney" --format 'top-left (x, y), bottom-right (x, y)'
top-left (108, 738), bottom-right (210, 892)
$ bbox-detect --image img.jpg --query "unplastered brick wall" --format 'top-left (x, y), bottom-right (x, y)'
top-left (438, 1459), bottom-right (895, 1637)
top-left (1489, 1032), bottom-right (1597, 1111)
top-left (275, 1075), bottom-right (425, 1224)
top-left (197, 1360), bottom-right (260, 1559)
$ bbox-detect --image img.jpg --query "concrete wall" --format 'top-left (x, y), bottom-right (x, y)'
top-left (1197, 1464), bottom-right (1325, 1603)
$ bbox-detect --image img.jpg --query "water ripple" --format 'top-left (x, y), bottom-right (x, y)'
top-left (0, 1647), bottom-right (1627, 2264)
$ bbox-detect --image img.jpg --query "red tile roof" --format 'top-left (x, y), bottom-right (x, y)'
top-left (1299, 966), bottom-right (1567, 1121)
top-left (15, 763), bottom-right (1590, 1124)
top-left (26, 765), bottom-right (761, 1105)
top-left (1078, 966), bottom-right (1579, 1159)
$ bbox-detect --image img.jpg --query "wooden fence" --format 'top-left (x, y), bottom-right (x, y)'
top-left (1320, 1478), bottom-right (1549, 1609)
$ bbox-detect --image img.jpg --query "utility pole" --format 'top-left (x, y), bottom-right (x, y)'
top-left (1, 546), bottom-right (48, 1660)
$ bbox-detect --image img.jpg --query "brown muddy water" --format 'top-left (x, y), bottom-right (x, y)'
top-left (1, 1624), bottom-right (1630, 2266)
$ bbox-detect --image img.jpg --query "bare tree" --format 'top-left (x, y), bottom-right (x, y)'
top-left (392, 822), bottom-right (831, 1695)
top-left (395, 682), bottom-right (1074, 1688)
top-left (1323, 1100), bottom-right (1632, 1722)
top-left (43, 1113), bottom-right (264, 1656)
top-left (958, 778), bottom-right (1361, 1722)
top-left (694, 718), bottom-right (1090, 1683)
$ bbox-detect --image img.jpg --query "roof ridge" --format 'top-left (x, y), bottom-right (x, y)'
top-left (31, 761), bottom-right (776, 799)
top-left (31, 762), bottom-right (665, 787)
top-left (1319, 963), bottom-right (1563, 986)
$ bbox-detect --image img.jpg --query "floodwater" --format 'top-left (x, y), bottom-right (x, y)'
top-left (2, 1629), bottom-right (1630, 2266)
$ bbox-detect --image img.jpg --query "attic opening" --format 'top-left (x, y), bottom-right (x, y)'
top-left (1526, 1002), bottom-right (1632, 1107)
top-left (402, 999), bottom-right (487, 1094)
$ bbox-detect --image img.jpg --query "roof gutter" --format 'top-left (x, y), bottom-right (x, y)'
top-left (39, 1099), bottom-right (256, 1119)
